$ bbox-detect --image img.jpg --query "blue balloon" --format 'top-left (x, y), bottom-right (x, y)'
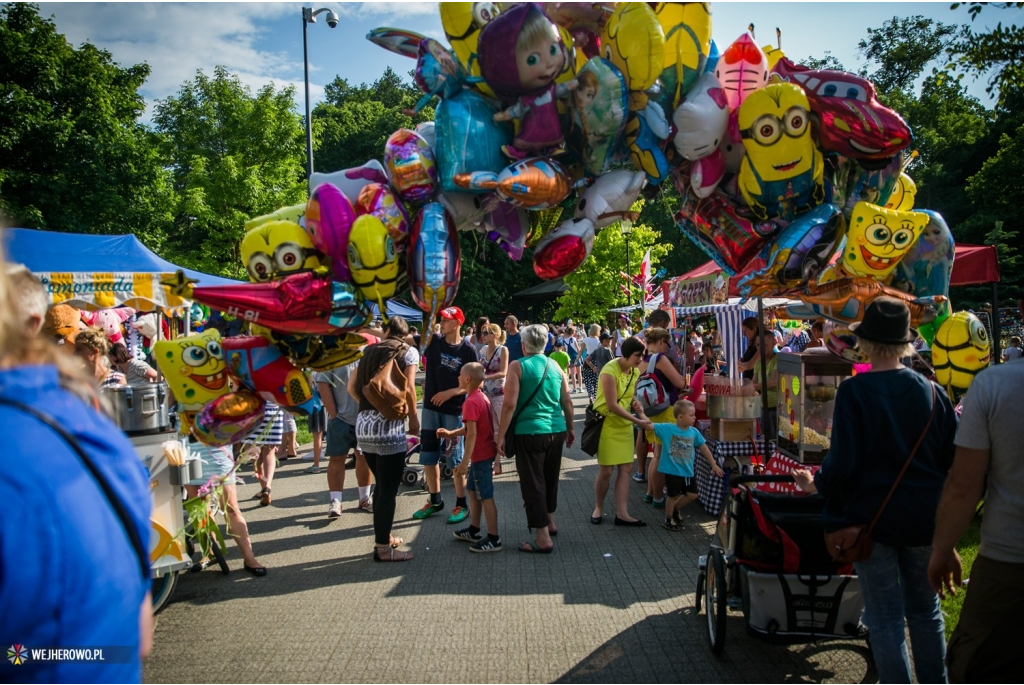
top-left (435, 89), bottom-right (513, 194)
top-left (704, 39), bottom-right (721, 74)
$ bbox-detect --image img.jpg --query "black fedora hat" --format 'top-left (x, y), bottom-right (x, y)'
top-left (850, 297), bottom-right (918, 345)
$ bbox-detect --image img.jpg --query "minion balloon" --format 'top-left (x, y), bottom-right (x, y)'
top-left (348, 214), bottom-right (401, 317)
top-left (932, 311), bottom-right (991, 402)
top-left (737, 81), bottom-right (824, 221)
top-left (240, 220), bottom-right (323, 283)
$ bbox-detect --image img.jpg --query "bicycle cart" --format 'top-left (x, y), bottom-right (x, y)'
top-left (696, 475), bottom-right (867, 655)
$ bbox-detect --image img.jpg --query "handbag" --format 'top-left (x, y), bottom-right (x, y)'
top-left (581, 369), bottom-right (635, 457)
top-left (363, 344), bottom-right (409, 420)
top-left (504, 359), bottom-right (552, 460)
top-left (824, 383), bottom-right (938, 564)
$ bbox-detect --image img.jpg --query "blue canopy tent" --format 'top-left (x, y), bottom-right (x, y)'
top-left (368, 299), bottom-right (424, 321)
top-left (3, 228), bottom-right (241, 311)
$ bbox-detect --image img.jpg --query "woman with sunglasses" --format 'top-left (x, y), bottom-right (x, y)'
top-left (478, 323), bottom-right (508, 458)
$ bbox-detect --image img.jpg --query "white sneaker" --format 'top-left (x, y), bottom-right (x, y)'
top-left (300, 453), bottom-right (315, 461)
top-left (328, 499), bottom-right (342, 518)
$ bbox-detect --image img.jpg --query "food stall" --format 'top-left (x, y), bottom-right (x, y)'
top-left (4, 228), bottom-right (244, 609)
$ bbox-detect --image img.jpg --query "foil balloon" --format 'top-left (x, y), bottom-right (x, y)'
top-left (841, 201), bottom-right (929, 281)
top-left (439, 1), bottom-right (500, 98)
top-left (222, 336), bottom-right (321, 415)
top-left (348, 214), bottom-right (401, 314)
top-left (601, 2), bottom-right (665, 111)
top-left (533, 217), bottom-right (595, 280)
top-left (773, 57), bottom-right (911, 162)
top-left (384, 128), bottom-right (438, 205)
top-left (689, 148), bottom-right (727, 198)
top-left (624, 103), bottom-right (671, 185)
top-left (738, 203), bottom-right (846, 297)
top-left (932, 311), bottom-right (991, 402)
top-left (194, 390), bottom-right (266, 447)
top-left (415, 121), bottom-right (436, 149)
top-left (355, 183), bottom-right (410, 245)
top-left (884, 172), bottom-right (917, 211)
top-left (186, 272), bottom-right (370, 336)
top-left (652, 1), bottom-right (713, 113)
top-left (893, 210), bottom-right (955, 343)
top-left (672, 180), bottom-right (779, 275)
top-left (411, 38), bottom-right (467, 114)
top-left (439, 190), bottom-right (489, 231)
top-left (672, 72), bottom-right (729, 161)
top-left (715, 34), bottom-right (768, 112)
top-left (366, 27), bottom-right (427, 58)
top-left (408, 202), bottom-right (460, 322)
top-left (483, 200), bottom-right (529, 261)
top-left (239, 219), bottom-right (323, 284)
top-left (267, 331), bottom-right (366, 372)
top-left (737, 81), bottom-right (824, 220)
top-left (565, 57), bottom-right (628, 175)
top-left (763, 43), bottom-right (785, 70)
top-left (825, 328), bottom-right (870, 364)
top-left (309, 160), bottom-right (389, 199)
top-left (705, 38), bottom-right (720, 74)
top-left (245, 204), bottom-right (305, 231)
top-left (154, 330), bottom-right (229, 414)
top-left (305, 182), bottom-right (356, 282)
top-left (792, 277), bottom-right (944, 327)
top-left (435, 89), bottom-right (512, 193)
top-left (840, 155), bottom-right (903, 216)
top-left (574, 169), bottom-right (647, 230)
top-left (453, 157), bottom-right (572, 210)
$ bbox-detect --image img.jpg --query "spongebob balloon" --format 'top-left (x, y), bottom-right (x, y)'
top-left (737, 81), bottom-right (824, 220)
top-left (652, 2), bottom-right (713, 113)
top-left (932, 311), bottom-right (991, 402)
top-left (602, 2), bottom-right (665, 112)
top-left (440, 2), bottom-right (500, 97)
top-left (240, 220), bottom-right (323, 283)
top-left (348, 214), bottom-right (400, 316)
top-left (154, 330), bottom-right (229, 434)
top-left (842, 201), bottom-right (929, 282)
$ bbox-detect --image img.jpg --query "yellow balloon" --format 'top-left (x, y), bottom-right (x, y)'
top-left (842, 201), bottom-right (929, 281)
top-left (244, 204), bottom-right (305, 232)
top-left (240, 220), bottom-right (323, 284)
top-left (348, 215), bottom-right (400, 312)
top-left (654, 2), bottom-right (712, 111)
top-left (602, 3), bottom-right (665, 110)
top-left (932, 311), bottom-right (991, 400)
top-left (440, 2), bottom-right (500, 98)
top-left (154, 330), bottom-right (229, 414)
top-left (884, 172), bottom-right (917, 211)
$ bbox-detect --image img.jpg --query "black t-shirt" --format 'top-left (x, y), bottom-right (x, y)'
top-left (424, 334), bottom-right (478, 416)
top-left (740, 341), bottom-right (758, 380)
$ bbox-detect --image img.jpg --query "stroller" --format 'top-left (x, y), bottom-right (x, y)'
top-left (696, 474), bottom-right (867, 655)
top-left (401, 436), bottom-right (454, 489)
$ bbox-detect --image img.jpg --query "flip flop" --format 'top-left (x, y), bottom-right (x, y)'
top-left (519, 542), bottom-right (553, 554)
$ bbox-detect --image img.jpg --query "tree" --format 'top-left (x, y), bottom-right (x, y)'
top-left (0, 3), bottom-right (172, 245)
top-left (800, 52), bottom-right (847, 71)
top-left (858, 15), bottom-right (962, 94)
top-left (450, 229), bottom-right (543, 321)
top-left (949, 2), bottom-right (1024, 102)
top-left (153, 66), bottom-right (306, 278)
top-left (554, 202), bottom-right (672, 323)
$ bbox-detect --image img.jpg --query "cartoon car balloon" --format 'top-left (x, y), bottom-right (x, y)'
top-left (407, 202), bottom-right (460, 322)
top-left (222, 336), bottom-right (321, 416)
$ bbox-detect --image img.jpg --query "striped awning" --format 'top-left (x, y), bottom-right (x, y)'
top-left (35, 271), bottom-right (187, 311)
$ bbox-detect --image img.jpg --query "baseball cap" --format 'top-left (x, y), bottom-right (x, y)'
top-left (599, 332), bottom-right (611, 341)
top-left (439, 306), bottom-right (465, 325)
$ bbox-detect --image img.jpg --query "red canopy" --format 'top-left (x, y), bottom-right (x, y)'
top-left (672, 258), bottom-right (767, 298)
top-left (950, 244), bottom-right (1000, 285)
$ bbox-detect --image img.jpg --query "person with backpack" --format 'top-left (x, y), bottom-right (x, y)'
top-left (634, 327), bottom-right (690, 509)
top-left (350, 317), bottom-right (420, 561)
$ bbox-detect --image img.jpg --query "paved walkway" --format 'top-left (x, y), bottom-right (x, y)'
top-left (144, 395), bottom-right (872, 683)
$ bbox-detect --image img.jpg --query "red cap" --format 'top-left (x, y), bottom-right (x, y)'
top-left (439, 306), bottom-right (465, 325)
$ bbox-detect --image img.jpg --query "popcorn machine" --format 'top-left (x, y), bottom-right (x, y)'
top-left (776, 351), bottom-right (853, 463)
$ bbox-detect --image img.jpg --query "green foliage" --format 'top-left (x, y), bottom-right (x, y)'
top-left (0, 3), bottom-right (173, 245)
top-left (940, 513), bottom-right (981, 639)
top-left (800, 52), bottom-right (847, 72)
top-left (859, 15), bottom-right (962, 94)
top-left (949, 2), bottom-right (1024, 102)
top-left (153, 66), bottom-right (306, 278)
top-left (452, 229), bottom-right (543, 322)
top-left (555, 202), bottom-right (672, 323)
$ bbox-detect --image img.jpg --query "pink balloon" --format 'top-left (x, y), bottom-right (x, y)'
top-left (306, 183), bottom-right (356, 282)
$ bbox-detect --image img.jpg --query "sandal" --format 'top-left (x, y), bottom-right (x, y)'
top-left (519, 542), bottom-right (553, 554)
top-left (259, 487), bottom-right (271, 507)
top-left (373, 546), bottom-right (414, 562)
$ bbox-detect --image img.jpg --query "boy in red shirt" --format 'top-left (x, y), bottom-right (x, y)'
top-left (436, 362), bottom-right (501, 553)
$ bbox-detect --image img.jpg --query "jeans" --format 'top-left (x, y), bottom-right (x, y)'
top-left (362, 451), bottom-right (404, 546)
top-left (854, 543), bottom-right (947, 683)
top-left (419, 408), bottom-right (464, 467)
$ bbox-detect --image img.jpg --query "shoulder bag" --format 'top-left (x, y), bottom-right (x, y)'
top-left (504, 359), bottom-right (551, 461)
top-left (824, 382), bottom-right (938, 564)
top-left (363, 343), bottom-right (410, 420)
top-left (581, 369), bottom-right (635, 457)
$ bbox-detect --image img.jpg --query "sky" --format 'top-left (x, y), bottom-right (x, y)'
top-left (37, 1), bottom-right (1023, 121)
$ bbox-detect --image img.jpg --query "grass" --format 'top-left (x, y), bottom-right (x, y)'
top-left (940, 514), bottom-right (982, 639)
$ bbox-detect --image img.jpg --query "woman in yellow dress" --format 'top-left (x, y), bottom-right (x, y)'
top-left (591, 336), bottom-right (652, 526)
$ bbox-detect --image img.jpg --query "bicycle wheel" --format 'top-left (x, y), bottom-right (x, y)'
top-left (211, 533), bottom-right (230, 575)
top-left (706, 548), bottom-right (728, 655)
top-left (151, 572), bottom-right (178, 614)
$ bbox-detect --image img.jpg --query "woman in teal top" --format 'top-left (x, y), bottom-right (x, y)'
top-left (497, 325), bottom-right (575, 553)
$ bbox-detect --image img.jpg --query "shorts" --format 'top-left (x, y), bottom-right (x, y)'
top-left (283, 412), bottom-right (297, 433)
top-left (466, 457), bottom-right (495, 500)
top-left (664, 473), bottom-right (698, 498)
top-left (325, 416), bottom-right (357, 458)
top-left (419, 407), bottom-right (464, 468)
top-left (187, 443), bottom-right (237, 486)
top-left (307, 405), bottom-right (327, 433)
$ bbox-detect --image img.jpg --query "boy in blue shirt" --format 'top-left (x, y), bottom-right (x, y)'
top-left (652, 399), bottom-right (723, 531)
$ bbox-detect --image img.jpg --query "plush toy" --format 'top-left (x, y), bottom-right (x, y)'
top-left (80, 307), bottom-right (135, 345)
top-left (42, 303), bottom-right (85, 346)
top-left (479, 3), bottom-right (578, 160)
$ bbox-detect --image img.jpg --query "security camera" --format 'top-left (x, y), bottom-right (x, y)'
top-left (325, 10), bottom-right (339, 28)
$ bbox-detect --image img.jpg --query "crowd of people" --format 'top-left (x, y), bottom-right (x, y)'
top-left (4, 230), bottom-right (1023, 684)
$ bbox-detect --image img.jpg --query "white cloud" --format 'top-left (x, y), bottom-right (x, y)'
top-left (338, 2), bottom-right (439, 21)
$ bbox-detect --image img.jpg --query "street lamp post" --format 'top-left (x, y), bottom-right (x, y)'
top-left (620, 218), bottom-right (634, 311)
top-left (302, 6), bottom-right (339, 181)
